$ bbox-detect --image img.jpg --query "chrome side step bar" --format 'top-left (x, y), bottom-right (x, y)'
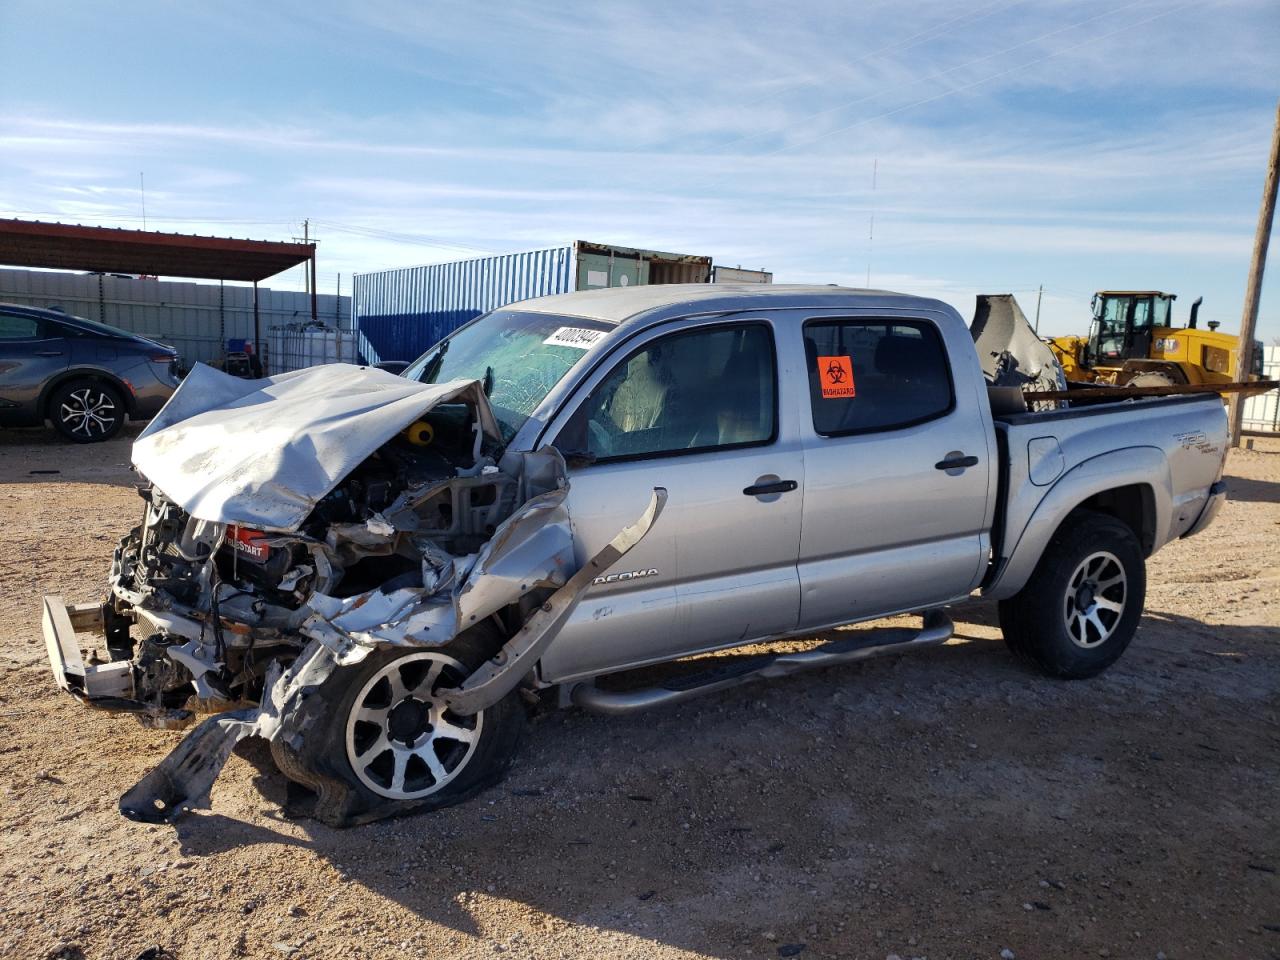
top-left (571, 610), bottom-right (953, 716)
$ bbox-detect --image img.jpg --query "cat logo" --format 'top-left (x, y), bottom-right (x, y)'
top-left (591, 568), bottom-right (659, 586)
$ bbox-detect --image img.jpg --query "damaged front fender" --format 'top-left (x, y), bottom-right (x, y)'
top-left (116, 485), bottom-right (667, 822)
top-left (440, 486), bottom-right (667, 716)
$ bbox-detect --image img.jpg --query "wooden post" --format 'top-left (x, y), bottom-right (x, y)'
top-left (1230, 99), bottom-right (1280, 445)
top-left (253, 280), bottom-right (261, 374)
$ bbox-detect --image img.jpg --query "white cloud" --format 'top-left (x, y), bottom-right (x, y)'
top-left (0, 0), bottom-right (1276, 339)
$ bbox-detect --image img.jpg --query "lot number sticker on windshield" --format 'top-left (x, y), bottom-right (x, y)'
top-left (817, 355), bottom-right (856, 399)
top-left (544, 327), bottom-right (606, 350)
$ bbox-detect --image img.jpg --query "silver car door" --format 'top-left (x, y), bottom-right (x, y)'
top-left (536, 315), bottom-right (804, 684)
top-left (793, 309), bottom-right (994, 629)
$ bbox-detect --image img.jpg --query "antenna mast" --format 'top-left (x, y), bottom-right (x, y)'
top-left (866, 158), bottom-right (877, 288)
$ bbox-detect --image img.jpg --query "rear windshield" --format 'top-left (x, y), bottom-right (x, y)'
top-left (402, 310), bottom-right (612, 443)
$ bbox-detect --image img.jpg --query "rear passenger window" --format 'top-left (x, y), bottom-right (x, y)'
top-left (0, 313), bottom-right (41, 339)
top-left (804, 319), bottom-right (952, 435)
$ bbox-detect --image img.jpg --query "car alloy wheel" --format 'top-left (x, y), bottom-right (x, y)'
top-left (60, 386), bottom-right (119, 439)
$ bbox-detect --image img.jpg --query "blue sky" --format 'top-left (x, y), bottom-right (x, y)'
top-left (1, 0), bottom-right (1277, 340)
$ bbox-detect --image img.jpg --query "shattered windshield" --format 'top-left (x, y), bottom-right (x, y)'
top-left (402, 310), bottom-right (612, 443)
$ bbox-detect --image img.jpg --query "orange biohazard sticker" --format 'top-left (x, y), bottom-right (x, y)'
top-left (817, 355), bottom-right (856, 399)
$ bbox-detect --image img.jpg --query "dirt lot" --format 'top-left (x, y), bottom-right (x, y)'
top-left (0, 426), bottom-right (1276, 960)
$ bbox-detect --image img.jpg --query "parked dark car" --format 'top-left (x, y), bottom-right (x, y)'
top-left (0, 303), bottom-right (180, 442)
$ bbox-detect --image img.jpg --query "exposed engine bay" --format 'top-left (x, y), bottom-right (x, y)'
top-left (44, 362), bottom-right (662, 825)
top-left (110, 411), bottom-right (542, 714)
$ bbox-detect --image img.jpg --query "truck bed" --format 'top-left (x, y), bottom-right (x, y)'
top-left (984, 391), bottom-right (1228, 599)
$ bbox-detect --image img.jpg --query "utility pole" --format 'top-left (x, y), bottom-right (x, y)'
top-left (139, 173), bottom-right (147, 230)
top-left (1034, 284), bottom-right (1043, 333)
top-left (1230, 99), bottom-right (1280, 446)
top-left (303, 219), bottom-right (310, 297)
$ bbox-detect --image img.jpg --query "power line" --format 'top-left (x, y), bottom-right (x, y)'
top-left (732, 0), bottom-right (1193, 162)
top-left (311, 219), bottom-right (496, 254)
top-left (718, 0), bottom-right (1030, 120)
top-left (710, 0), bottom-right (1118, 156)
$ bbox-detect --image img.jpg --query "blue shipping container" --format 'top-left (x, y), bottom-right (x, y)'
top-left (352, 241), bottom-right (711, 363)
top-left (352, 246), bottom-right (572, 364)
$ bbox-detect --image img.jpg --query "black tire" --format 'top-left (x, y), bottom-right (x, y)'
top-left (270, 625), bottom-right (524, 827)
top-left (48, 379), bottom-right (126, 442)
top-left (998, 510), bottom-right (1146, 679)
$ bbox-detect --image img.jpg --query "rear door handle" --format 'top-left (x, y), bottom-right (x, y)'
top-left (35, 351), bottom-right (64, 357)
top-left (743, 479), bottom-right (798, 496)
top-left (935, 454), bottom-right (979, 471)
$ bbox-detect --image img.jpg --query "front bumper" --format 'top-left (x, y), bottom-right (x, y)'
top-left (1181, 480), bottom-right (1228, 539)
top-left (42, 596), bottom-right (133, 702)
top-left (43, 594), bottom-right (191, 726)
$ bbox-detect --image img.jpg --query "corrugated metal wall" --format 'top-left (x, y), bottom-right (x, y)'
top-left (268, 325), bottom-right (361, 374)
top-left (0, 268), bottom-right (348, 368)
top-left (352, 246), bottom-right (575, 363)
top-left (1242, 345), bottom-right (1280, 433)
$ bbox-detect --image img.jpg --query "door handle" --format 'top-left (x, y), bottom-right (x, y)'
top-left (35, 351), bottom-right (64, 357)
top-left (935, 454), bottom-right (979, 471)
top-left (743, 479), bottom-right (798, 496)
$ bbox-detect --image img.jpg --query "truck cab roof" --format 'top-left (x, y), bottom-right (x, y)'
top-left (514, 283), bottom-right (957, 330)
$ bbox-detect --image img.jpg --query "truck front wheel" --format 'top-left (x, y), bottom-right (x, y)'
top-left (998, 511), bottom-right (1146, 679)
top-left (270, 627), bottom-right (525, 826)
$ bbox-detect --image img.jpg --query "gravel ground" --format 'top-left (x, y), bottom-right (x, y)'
top-left (0, 426), bottom-right (1276, 960)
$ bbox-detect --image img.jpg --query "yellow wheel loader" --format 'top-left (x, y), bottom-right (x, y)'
top-left (1046, 291), bottom-right (1264, 387)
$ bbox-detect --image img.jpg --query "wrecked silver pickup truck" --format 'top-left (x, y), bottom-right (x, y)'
top-left (45, 285), bottom-right (1229, 826)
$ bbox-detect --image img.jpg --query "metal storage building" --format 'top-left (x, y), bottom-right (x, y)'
top-left (0, 267), bottom-right (347, 369)
top-left (0, 218), bottom-right (337, 372)
top-left (352, 241), bottom-right (712, 364)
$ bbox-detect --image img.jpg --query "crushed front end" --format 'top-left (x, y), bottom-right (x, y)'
top-left (42, 362), bottom-right (663, 825)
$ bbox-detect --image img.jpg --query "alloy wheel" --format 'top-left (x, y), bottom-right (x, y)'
top-left (344, 652), bottom-right (483, 800)
top-left (1063, 550), bottom-right (1128, 649)
top-left (60, 387), bottom-right (118, 439)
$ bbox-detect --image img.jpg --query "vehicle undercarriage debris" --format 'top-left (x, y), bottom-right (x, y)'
top-left (44, 362), bottom-right (662, 825)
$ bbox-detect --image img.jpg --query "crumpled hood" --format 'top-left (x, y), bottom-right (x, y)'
top-left (133, 362), bottom-right (501, 532)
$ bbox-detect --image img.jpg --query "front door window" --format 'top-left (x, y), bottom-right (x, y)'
top-left (558, 323), bottom-right (776, 462)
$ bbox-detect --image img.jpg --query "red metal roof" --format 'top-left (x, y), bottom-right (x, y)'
top-left (0, 218), bottom-right (315, 282)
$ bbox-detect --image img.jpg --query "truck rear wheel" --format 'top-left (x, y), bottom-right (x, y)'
top-left (998, 510), bottom-right (1145, 679)
top-left (270, 626), bottom-right (525, 826)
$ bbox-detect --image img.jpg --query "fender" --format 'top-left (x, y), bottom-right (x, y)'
top-left (984, 446), bottom-right (1172, 601)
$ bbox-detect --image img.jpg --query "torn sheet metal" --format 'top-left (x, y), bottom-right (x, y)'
top-left (441, 486), bottom-right (668, 716)
top-left (298, 481), bottom-right (576, 665)
top-left (120, 643), bottom-right (337, 822)
top-left (971, 294), bottom-right (1068, 395)
top-left (118, 486), bottom-right (667, 822)
top-left (133, 363), bottom-right (501, 532)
